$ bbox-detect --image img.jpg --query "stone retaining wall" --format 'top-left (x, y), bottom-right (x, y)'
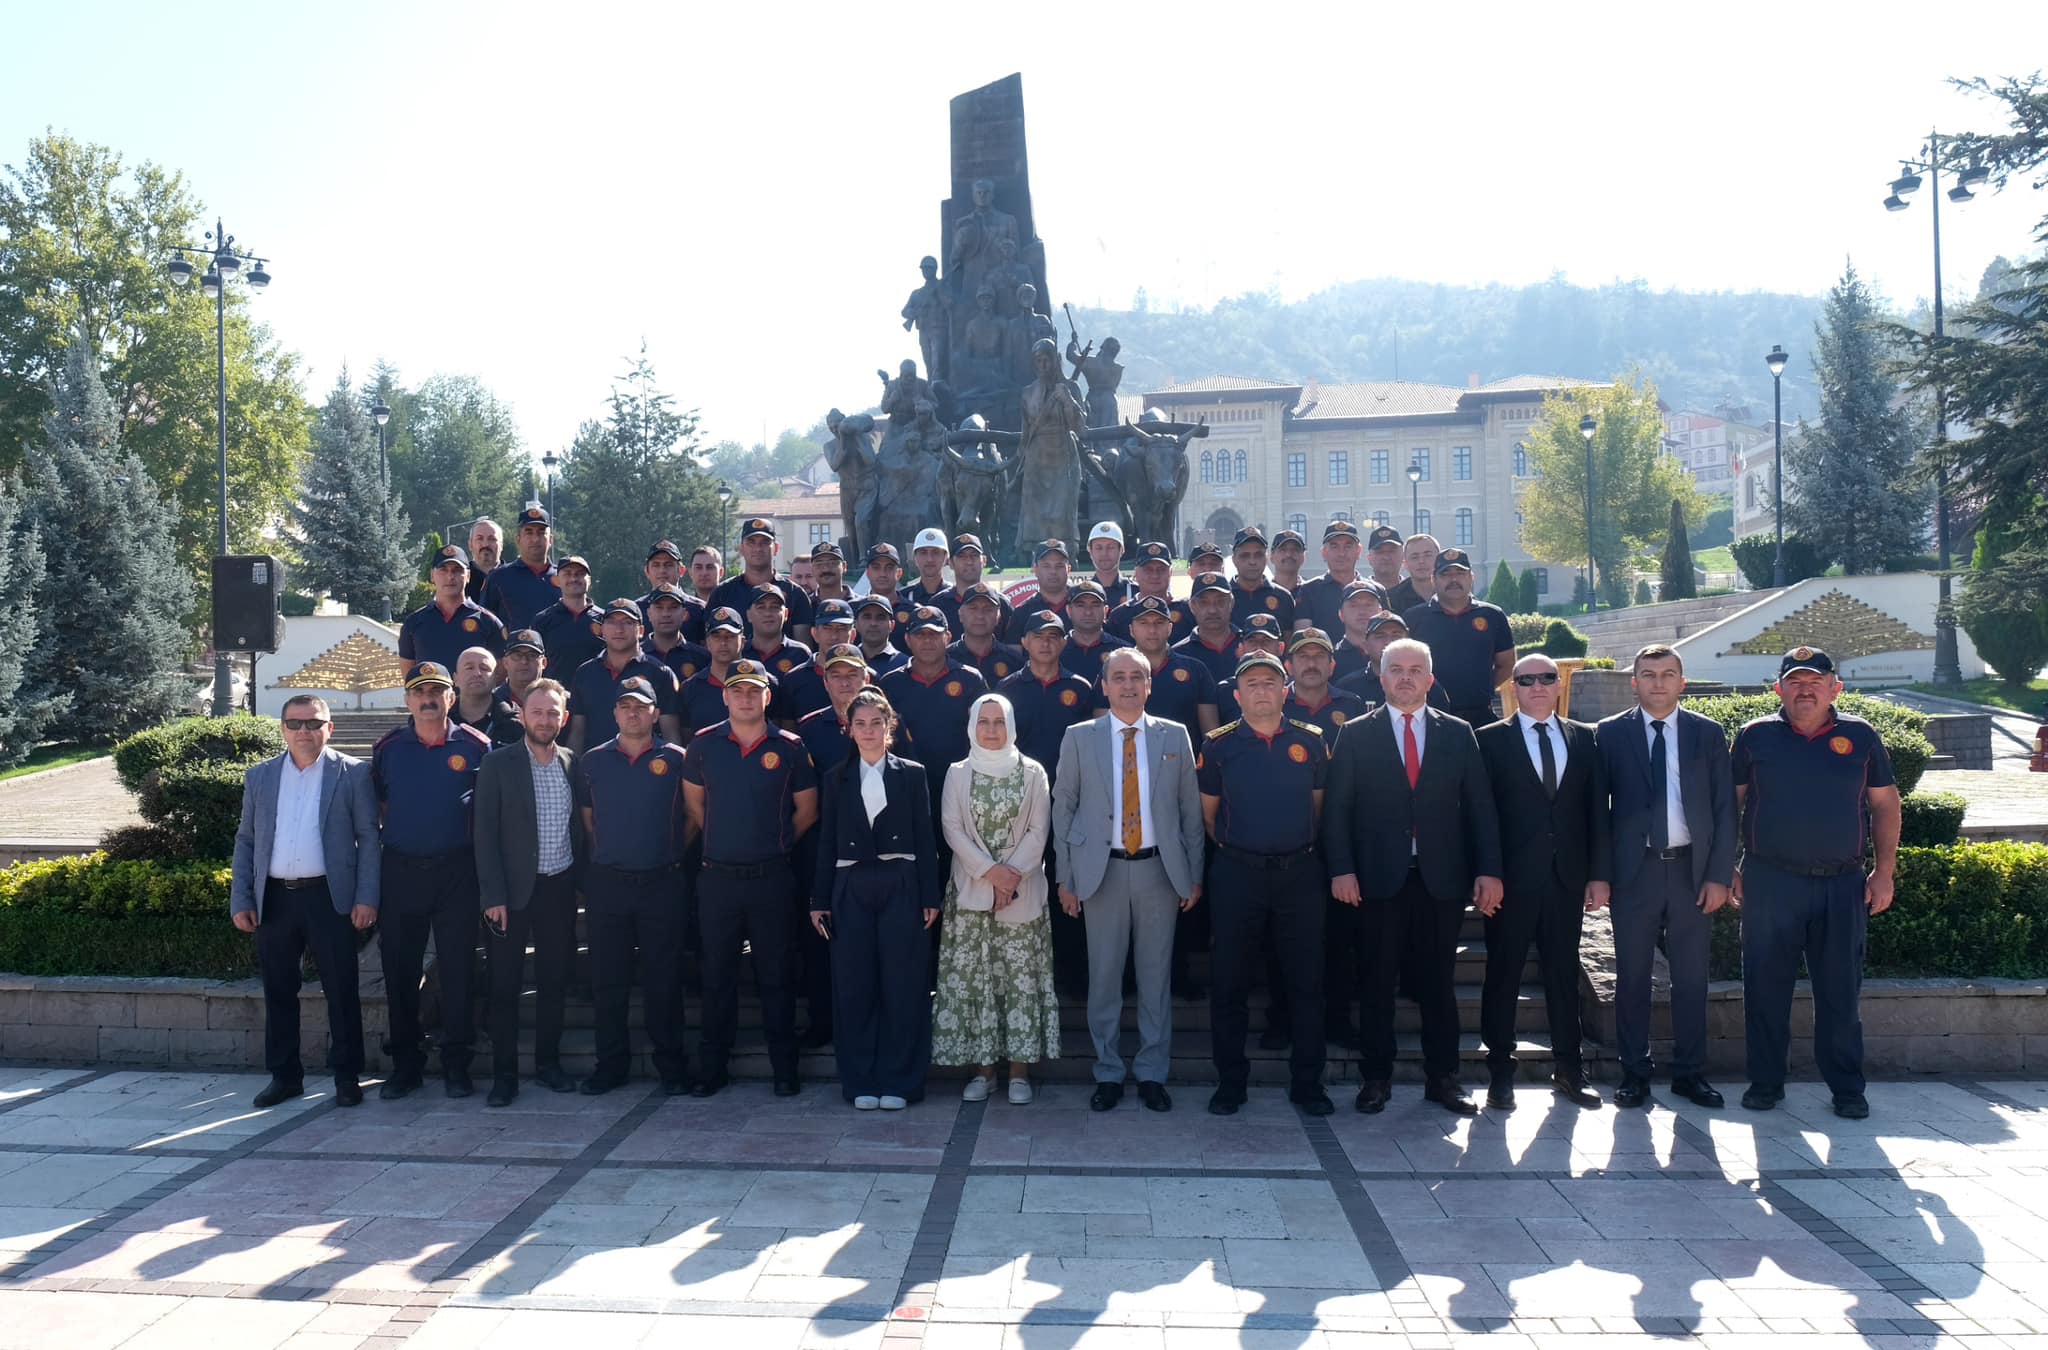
top-left (1924, 712), bottom-right (1995, 772)
top-left (0, 974), bottom-right (391, 1072)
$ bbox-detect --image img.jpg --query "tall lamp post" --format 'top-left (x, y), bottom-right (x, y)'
top-left (541, 449), bottom-right (559, 529)
top-left (716, 481), bottom-right (733, 570)
top-left (166, 220), bottom-right (271, 716)
top-left (1579, 414), bottom-right (1598, 613)
top-left (1886, 132), bottom-right (1987, 686)
top-left (1406, 461), bottom-right (1423, 534)
top-left (370, 400), bottom-right (392, 621)
top-left (1764, 346), bottom-right (1788, 588)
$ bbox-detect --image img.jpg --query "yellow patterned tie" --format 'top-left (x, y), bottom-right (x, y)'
top-left (1121, 727), bottom-right (1143, 854)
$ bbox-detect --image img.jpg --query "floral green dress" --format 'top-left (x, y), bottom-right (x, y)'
top-left (930, 767), bottom-right (1061, 1066)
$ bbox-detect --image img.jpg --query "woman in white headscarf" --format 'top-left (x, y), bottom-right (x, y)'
top-left (932, 692), bottom-right (1059, 1103)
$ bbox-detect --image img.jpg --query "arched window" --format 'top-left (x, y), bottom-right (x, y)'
top-left (1233, 449), bottom-right (1247, 483)
top-left (1200, 451), bottom-right (1213, 484)
top-left (1455, 508), bottom-right (1473, 546)
top-left (1513, 444), bottom-right (1528, 478)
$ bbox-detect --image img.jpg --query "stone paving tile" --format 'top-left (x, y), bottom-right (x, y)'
top-left (115, 1294), bottom-right (327, 1350)
top-left (0, 1288), bottom-right (185, 1350)
top-left (969, 1083), bottom-right (1318, 1171)
top-left (0, 1071), bottom-right (328, 1152)
top-left (608, 1088), bottom-right (960, 1168)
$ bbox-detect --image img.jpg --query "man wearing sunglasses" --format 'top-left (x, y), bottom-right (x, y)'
top-left (1474, 655), bottom-right (1611, 1111)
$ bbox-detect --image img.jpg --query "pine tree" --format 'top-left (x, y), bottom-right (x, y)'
top-left (0, 474), bottom-right (61, 766)
top-left (1785, 262), bottom-right (1926, 573)
top-left (1486, 559), bottom-right (1518, 608)
top-left (1517, 568), bottom-right (1540, 615)
top-left (21, 342), bottom-right (194, 742)
top-left (290, 370), bottom-right (413, 616)
top-left (1659, 497), bottom-right (1698, 600)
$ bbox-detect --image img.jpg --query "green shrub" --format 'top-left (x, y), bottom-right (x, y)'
top-left (139, 761), bottom-right (252, 859)
top-left (97, 824), bottom-right (197, 862)
top-left (1684, 691), bottom-right (1933, 795)
top-left (1487, 560), bottom-right (1519, 605)
top-left (113, 715), bottom-right (281, 795)
top-left (1730, 535), bottom-right (1824, 589)
top-left (111, 715), bottom-right (280, 860)
top-left (1517, 569), bottom-right (1540, 615)
top-left (1634, 579), bottom-right (1654, 606)
top-left (1900, 791), bottom-right (1968, 848)
top-left (1517, 618), bottom-right (1590, 659)
top-left (1581, 657), bottom-right (1617, 671)
top-left (281, 591), bottom-right (318, 617)
top-left (1507, 613), bottom-right (1550, 646)
top-left (0, 853), bottom-right (231, 918)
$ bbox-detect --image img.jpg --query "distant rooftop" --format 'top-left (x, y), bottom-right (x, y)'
top-left (1146, 372), bottom-right (1604, 421)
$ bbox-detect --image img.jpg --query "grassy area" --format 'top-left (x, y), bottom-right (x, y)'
top-left (1693, 545), bottom-right (1735, 574)
top-left (1904, 678), bottom-right (2048, 716)
top-left (0, 744), bottom-right (107, 784)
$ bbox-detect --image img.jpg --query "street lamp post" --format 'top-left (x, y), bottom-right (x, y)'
top-left (371, 400), bottom-right (392, 621)
top-left (716, 482), bottom-right (733, 571)
top-left (1406, 461), bottom-right (1423, 534)
top-left (1579, 414), bottom-right (1598, 613)
top-left (1765, 346), bottom-right (1788, 588)
top-left (1886, 132), bottom-right (1987, 685)
top-left (166, 219), bottom-right (271, 716)
top-left (541, 449), bottom-right (559, 530)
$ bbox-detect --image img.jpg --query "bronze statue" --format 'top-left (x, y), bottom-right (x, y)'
top-left (900, 256), bottom-right (950, 384)
top-left (1013, 339), bottom-right (1088, 552)
top-left (985, 236), bottom-right (1032, 318)
top-left (1067, 333), bottom-right (1123, 432)
top-left (1008, 284), bottom-right (1057, 388)
top-left (870, 399), bottom-right (948, 562)
top-left (824, 408), bottom-right (880, 559)
top-left (1109, 411), bottom-right (1206, 552)
top-left (947, 176), bottom-right (1020, 328)
top-left (877, 358), bottom-right (933, 424)
top-left (942, 415), bottom-right (1019, 564)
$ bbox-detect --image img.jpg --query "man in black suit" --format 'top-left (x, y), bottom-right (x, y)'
top-left (1593, 643), bottom-right (1736, 1110)
top-left (1474, 655), bottom-right (1611, 1111)
top-left (1324, 637), bottom-right (1503, 1116)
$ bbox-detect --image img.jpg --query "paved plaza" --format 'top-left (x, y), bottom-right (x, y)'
top-left (3, 1070), bottom-right (2048, 1346)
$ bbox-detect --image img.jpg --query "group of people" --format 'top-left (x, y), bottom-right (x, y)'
top-left (231, 506), bottom-right (1901, 1122)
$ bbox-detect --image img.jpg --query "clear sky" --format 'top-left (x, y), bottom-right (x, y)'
top-left (5, 2), bottom-right (2044, 459)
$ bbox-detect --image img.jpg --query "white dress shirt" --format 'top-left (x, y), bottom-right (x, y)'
top-left (270, 754), bottom-right (326, 880)
top-left (841, 756), bottom-right (915, 864)
top-left (1520, 713), bottom-right (1567, 781)
top-left (1388, 705), bottom-right (1427, 854)
top-left (1644, 713), bottom-right (1692, 847)
top-left (1105, 712), bottom-right (1155, 850)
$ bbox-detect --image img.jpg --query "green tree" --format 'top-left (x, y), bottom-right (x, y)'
top-left (289, 370), bottom-right (413, 616)
top-left (1517, 568), bottom-right (1540, 616)
top-left (1486, 558), bottom-right (1518, 606)
top-left (1660, 497), bottom-right (1698, 600)
top-left (0, 472), bottom-right (57, 765)
top-left (1959, 507), bottom-right (2048, 689)
top-left (388, 373), bottom-right (524, 542)
top-left (1784, 262), bottom-right (1924, 573)
top-left (1690, 504), bottom-right (1732, 550)
top-left (1518, 374), bottom-right (1702, 609)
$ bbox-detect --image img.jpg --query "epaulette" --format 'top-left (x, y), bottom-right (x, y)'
top-left (451, 723), bottom-right (492, 749)
top-left (1286, 718), bottom-right (1324, 736)
top-left (1205, 720), bottom-right (1240, 741)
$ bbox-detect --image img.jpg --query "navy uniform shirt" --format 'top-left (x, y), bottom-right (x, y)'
top-left (797, 705), bottom-right (920, 775)
top-left (1084, 573), bottom-right (1134, 607)
top-left (862, 644), bottom-right (908, 677)
top-left (574, 737), bottom-right (690, 871)
top-left (640, 591), bottom-right (708, 644)
top-left (904, 577), bottom-right (953, 610)
top-left (569, 653), bottom-right (683, 747)
top-left (681, 722), bottom-right (816, 864)
top-left (1093, 651), bottom-right (1216, 731)
top-left (1059, 630), bottom-right (1132, 684)
top-left (1173, 631), bottom-right (1241, 684)
top-left (1731, 710), bottom-right (1896, 867)
top-left (997, 667), bottom-right (1093, 782)
top-left (1285, 687), bottom-right (1368, 742)
top-left (1335, 664), bottom-right (1386, 709)
top-left (948, 638), bottom-right (1026, 686)
top-left (1196, 717), bottom-right (1328, 855)
top-left (530, 599), bottom-right (604, 682)
top-left (878, 662), bottom-right (989, 789)
top-left (1387, 577), bottom-right (1424, 616)
top-left (929, 586), bottom-right (1016, 641)
top-left (779, 663), bottom-right (832, 720)
top-left (370, 721), bottom-right (491, 857)
top-left (643, 637), bottom-right (712, 687)
top-left (399, 599), bottom-right (509, 673)
top-left (1106, 595), bottom-right (1196, 643)
top-left (679, 666), bottom-right (787, 734)
top-left (1331, 637), bottom-right (1373, 686)
top-left (1293, 573), bottom-right (1362, 637)
top-left (1231, 579), bottom-right (1296, 631)
top-left (482, 560), bottom-right (560, 631)
top-left (707, 574), bottom-right (816, 635)
top-left (745, 635), bottom-right (814, 685)
top-left (451, 694), bottom-right (523, 749)
top-left (1402, 598), bottom-right (1514, 712)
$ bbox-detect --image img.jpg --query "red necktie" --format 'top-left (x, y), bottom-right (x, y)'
top-left (1403, 713), bottom-right (1420, 790)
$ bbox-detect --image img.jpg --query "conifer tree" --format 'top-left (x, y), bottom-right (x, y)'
top-left (290, 370), bottom-right (413, 616)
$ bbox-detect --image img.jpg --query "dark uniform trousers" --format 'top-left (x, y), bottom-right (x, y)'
top-left (1264, 897), bottom-right (1361, 1042)
top-left (795, 830), bottom-right (834, 1037)
top-left (379, 851), bottom-right (479, 1074)
top-left (698, 860), bottom-right (800, 1078)
top-left (1358, 868), bottom-right (1465, 1081)
top-left (585, 863), bottom-right (689, 1081)
top-left (256, 878), bottom-right (364, 1081)
top-left (1209, 848), bottom-right (1325, 1091)
top-left (1480, 880), bottom-right (1586, 1072)
top-left (1742, 859), bottom-right (1867, 1096)
top-left (1612, 851), bottom-right (1710, 1079)
top-left (828, 859), bottom-right (931, 1102)
top-left (486, 868), bottom-right (578, 1080)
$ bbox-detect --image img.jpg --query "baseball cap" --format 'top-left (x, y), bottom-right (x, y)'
top-left (814, 598), bottom-right (854, 625)
top-left (1088, 521), bottom-right (1125, 546)
top-left (740, 518), bottom-right (776, 540)
top-left (1191, 571), bottom-right (1230, 598)
top-left (1033, 539), bottom-right (1070, 561)
top-left (957, 582), bottom-right (1000, 608)
top-left (854, 593), bottom-right (894, 613)
top-left (1189, 541), bottom-right (1225, 565)
top-left (1364, 613), bottom-right (1410, 637)
top-left (1021, 609), bottom-right (1068, 635)
top-left (724, 659), bottom-right (773, 689)
top-left (1128, 594), bottom-right (1174, 621)
top-left (913, 527), bottom-right (949, 552)
top-left (1342, 579), bottom-right (1390, 604)
top-left (1232, 526), bottom-right (1267, 549)
top-left (505, 629), bottom-right (544, 655)
top-left (1433, 548), bottom-right (1475, 575)
top-left (866, 543), bottom-right (901, 565)
top-left (405, 661), bottom-right (453, 690)
top-left (1239, 613), bottom-right (1285, 641)
top-left (811, 540), bottom-right (844, 562)
top-left (1288, 627), bottom-right (1336, 655)
top-left (432, 544), bottom-right (469, 570)
top-left (1323, 519), bottom-right (1360, 542)
top-left (517, 505), bottom-right (552, 529)
top-left (1067, 578), bottom-right (1106, 603)
top-left (819, 643), bottom-right (868, 670)
top-left (1779, 646), bottom-right (1836, 678)
top-left (1273, 529), bottom-right (1306, 549)
top-left (644, 583), bottom-right (687, 606)
top-left (749, 584), bottom-right (786, 608)
top-left (600, 597), bottom-right (644, 624)
top-left (1233, 651), bottom-right (1288, 681)
top-left (614, 676), bottom-right (658, 705)
top-left (950, 533), bottom-right (985, 557)
top-left (704, 606), bottom-right (745, 634)
top-left (646, 539), bottom-right (682, 561)
top-left (1133, 541), bottom-right (1173, 567)
top-left (554, 554), bottom-right (591, 575)
top-left (906, 605), bottom-right (950, 634)
top-left (1367, 525), bottom-right (1403, 550)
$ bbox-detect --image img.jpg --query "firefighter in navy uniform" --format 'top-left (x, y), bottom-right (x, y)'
top-left (947, 582), bottom-right (1026, 684)
top-left (1105, 594), bottom-right (1218, 735)
top-left (399, 545), bottom-right (509, 677)
top-left (1329, 580), bottom-right (1390, 685)
top-left (928, 534), bottom-right (1015, 639)
top-left (566, 599), bottom-right (683, 752)
top-left (1211, 614), bottom-right (1286, 723)
top-left (1336, 612), bottom-right (1408, 708)
top-left (1283, 629), bottom-right (1367, 739)
top-left (1400, 548), bottom-right (1514, 727)
top-left (781, 599), bottom-right (855, 719)
top-left (1227, 527), bottom-right (1296, 631)
top-left (853, 594), bottom-right (908, 675)
top-left (1104, 540), bottom-right (1180, 642)
top-left (1293, 520), bottom-right (1367, 637)
top-left (1731, 647), bottom-right (1902, 1120)
top-left (530, 554), bottom-right (603, 681)
top-left (1174, 573), bottom-right (1243, 683)
top-left (370, 663), bottom-right (492, 1100)
top-left (641, 583), bottom-right (713, 687)
top-left (641, 540), bottom-right (709, 643)
top-left (481, 505), bottom-right (561, 630)
top-left (1060, 577), bottom-right (1131, 683)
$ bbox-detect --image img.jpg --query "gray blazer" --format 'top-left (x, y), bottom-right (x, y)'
top-left (230, 748), bottom-right (382, 919)
top-left (1050, 712), bottom-right (1205, 902)
top-left (473, 741), bottom-right (587, 912)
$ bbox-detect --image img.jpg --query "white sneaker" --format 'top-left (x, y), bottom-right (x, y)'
top-left (1008, 1078), bottom-right (1034, 1105)
top-left (961, 1076), bottom-right (993, 1102)
top-left (878, 1095), bottom-right (908, 1111)
top-left (853, 1095), bottom-right (880, 1110)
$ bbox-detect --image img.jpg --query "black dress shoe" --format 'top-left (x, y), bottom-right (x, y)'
top-left (1741, 1083), bottom-right (1784, 1111)
top-left (691, 1073), bottom-right (729, 1098)
top-left (1833, 1093), bottom-right (1870, 1120)
top-left (1487, 1072), bottom-right (1516, 1111)
top-left (487, 1078), bottom-right (518, 1108)
top-left (1258, 1027), bottom-right (1290, 1050)
top-left (1424, 1076), bottom-right (1479, 1117)
top-left (772, 1076), bottom-right (802, 1097)
top-left (1670, 1076), bottom-right (1724, 1109)
top-left (1089, 1082), bottom-right (1124, 1112)
top-left (1290, 1087), bottom-right (1335, 1117)
top-left (1614, 1073), bottom-right (1650, 1109)
top-left (1552, 1070), bottom-right (1602, 1109)
top-left (444, 1067), bottom-right (474, 1099)
top-left (333, 1076), bottom-right (363, 1107)
top-left (379, 1071), bottom-right (422, 1102)
top-left (579, 1072), bottom-right (626, 1096)
top-left (535, 1066), bottom-right (576, 1094)
top-left (253, 1078), bottom-right (302, 1109)
top-left (1138, 1081), bottom-right (1172, 1112)
top-left (1207, 1086), bottom-right (1246, 1116)
top-left (661, 1075), bottom-right (691, 1096)
top-left (1355, 1079), bottom-right (1391, 1114)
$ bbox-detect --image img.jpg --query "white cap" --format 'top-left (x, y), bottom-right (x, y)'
top-left (913, 527), bottom-right (948, 552)
top-left (1087, 520), bottom-right (1125, 546)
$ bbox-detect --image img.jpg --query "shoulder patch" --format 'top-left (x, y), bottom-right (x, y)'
top-left (1287, 718), bottom-right (1325, 736)
top-left (1206, 720), bottom-right (1241, 741)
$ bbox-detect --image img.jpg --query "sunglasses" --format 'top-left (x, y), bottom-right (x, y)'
top-left (281, 717), bottom-right (329, 731)
top-left (1513, 673), bottom-right (1561, 687)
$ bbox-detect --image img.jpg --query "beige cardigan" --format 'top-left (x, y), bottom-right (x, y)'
top-left (939, 758), bottom-right (1051, 925)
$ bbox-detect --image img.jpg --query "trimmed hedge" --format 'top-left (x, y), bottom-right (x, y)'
top-left (1517, 618), bottom-right (1591, 659)
top-left (0, 854), bottom-right (249, 979)
top-left (140, 760), bottom-right (254, 860)
top-left (1684, 691), bottom-right (1934, 795)
top-left (1900, 791), bottom-right (1968, 848)
top-left (112, 715), bottom-right (281, 795)
top-left (111, 715), bottom-right (280, 861)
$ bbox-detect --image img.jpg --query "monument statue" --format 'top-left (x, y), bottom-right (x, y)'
top-left (824, 408), bottom-right (879, 559)
top-left (1105, 411), bottom-right (1206, 551)
top-left (1013, 338), bottom-right (1088, 551)
top-left (947, 176), bottom-right (1020, 341)
top-left (877, 358), bottom-right (933, 424)
top-left (869, 399), bottom-right (948, 563)
top-left (1066, 331), bottom-right (1124, 432)
top-left (1007, 283), bottom-right (1057, 388)
top-left (900, 256), bottom-right (950, 384)
top-left (941, 415), bottom-right (1018, 563)
top-left (985, 236), bottom-right (1032, 318)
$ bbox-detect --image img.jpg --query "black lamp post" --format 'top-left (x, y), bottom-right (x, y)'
top-left (370, 400), bottom-right (392, 621)
top-left (1764, 346), bottom-right (1788, 588)
top-left (1406, 461), bottom-right (1423, 534)
top-left (1579, 414), bottom-right (1598, 613)
top-left (1887, 132), bottom-right (1986, 685)
top-left (166, 220), bottom-right (271, 716)
top-left (716, 481), bottom-right (734, 569)
top-left (541, 449), bottom-right (560, 530)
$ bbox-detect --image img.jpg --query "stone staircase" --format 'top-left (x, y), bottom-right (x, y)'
top-left (1570, 590), bottom-right (1777, 663)
top-left (327, 710), bottom-right (408, 758)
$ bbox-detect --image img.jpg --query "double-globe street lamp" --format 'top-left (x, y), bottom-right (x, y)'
top-left (1406, 461), bottom-right (1423, 534)
top-left (1886, 133), bottom-right (1988, 686)
top-left (166, 220), bottom-right (271, 716)
top-left (1579, 413), bottom-right (1598, 613)
top-left (541, 449), bottom-right (560, 528)
top-left (1764, 345), bottom-right (1789, 588)
top-left (716, 481), bottom-right (734, 570)
top-left (371, 400), bottom-right (392, 620)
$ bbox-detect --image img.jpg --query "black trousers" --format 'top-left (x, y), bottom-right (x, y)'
top-left (1045, 839), bottom-right (1089, 992)
top-left (828, 859), bottom-right (931, 1101)
top-left (1209, 851), bottom-right (1325, 1091)
top-left (586, 863), bottom-right (689, 1080)
top-left (379, 852), bottom-right (478, 1074)
top-left (1265, 895), bottom-right (1361, 1037)
top-left (1743, 861), bottom-right (1868, 1096)
top-left (698, 863), bottom-right (799, 1077)
top-left (795, 831), bottom-right (833, 1035)
top-left (255, 878), bottom-right (363, 1081)
top-left (1358, 869), bottom-right (1464, 1081)
top-left (486, 868), bottom-right (578, 1080)
top-left (1612, 853), bottom-right (1711, 1079)
top-left (1480, 880), bottom-right (1586, 1073)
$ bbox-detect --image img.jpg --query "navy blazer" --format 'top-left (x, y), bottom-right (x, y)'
top-left (1594, 705), bottom-right (1736, 893)
top-left (811, 752), bottom-right (942, 912)
top-left (1322, 704), bottom-right (1502, 903)
top-left (1475, 715), bottom-right (1611, 898)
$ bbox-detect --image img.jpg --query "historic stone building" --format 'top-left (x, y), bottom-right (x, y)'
top-left (1145, 374), bottom-right (1599, 602)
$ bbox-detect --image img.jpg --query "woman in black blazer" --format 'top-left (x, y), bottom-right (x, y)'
top-left (810, 688), bottom-right (942, 1108)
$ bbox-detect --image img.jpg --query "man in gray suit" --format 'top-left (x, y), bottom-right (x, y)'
top-left (1053, 646), bottom-right (1206, 1113)
top-left (230, 694), bottom-right (382, 1109)
top-left (1593, 643), bottom-right (1737, 1110)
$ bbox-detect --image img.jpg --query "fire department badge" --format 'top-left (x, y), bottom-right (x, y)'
top-left (1174, 667), bottom-right (1190, 682)
top-left (896, 611), bottom-right (910, 626)
top-left (761, 751), bottom-right (782, 770)
top-left (1829, 735), bottom-right (1854, 755)
top-left (1471, 616), bottom-right (1488, 632)
top-left (995, 663), bottom-right (1010, 678)
top-left (462, 618), bottom-right (479, 632)
top-left (945, 680), bottom-right (963, 697)
top-left (649, 758), bottom-right (670, 776)
top-left (778, 659), bottom-right (793, 672)
top-left (1266, 596), bottom-right (1279, 610)
top-left (1287, 743), bottom-right (1309, 764)
top-left (1331, 712), bottom-right (1348, 726)
top-left (681, 664), bottom-right (698, 678)
top-left (447, 754), bottom-right (467, 772)
top-left (1059, 689), bottom-right (1078, 707)
top-left (1792, 646), bottom-right (1814, 660)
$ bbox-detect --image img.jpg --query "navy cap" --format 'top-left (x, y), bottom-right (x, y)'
top-left (1233, 651), bottom-right (1288, 681)
top-left (1021, 609), bottom-right (1068, 635)
top-left (1433, 548), bottom-right (1475, 575)
top-left (1189, 541), bottom-right (1225, 564)
top-left (906, 605), bottom-right (950, 634)
top-left (405, 661), bottom-right (453, 690)
top-left (749, 584), bottom-right (786, 608)
top-left (555, 554), bottom-right (592, 575)
top-left (1779, 646), bottom-right (1836, 678)
top-left (1232, 526), bottom-right (1267, 549)
top-left (740, 517), bottom-right (776, 540)
top-left (814, 598), bottom-right (854, 625)
top-left (1364, 612), bottom-right (1410, 637)
top-left (1323, 519), bottom-right (1360, 542)
top-left (811, 540), bottom-right (844, 562)
top-left (1067, 579), bottom-right (1107, 602)
top-left (854, 593), bottom-right (894, 613)
top-left (958, 582), bottom-right (1000, 608)
top-left (506, 629), bottom-right (544, 655)
top-left (1288, 627), bottom-right (1336, 655)
top-left (1342, 579), bottom-right (1390, 604)
top-left (517, 505), bottom-right (552, 528)
top-left (705, 606), bottom-right (745, 634)
top-left (1191, 571), bottom-right (1230, 598)
top-left (1367, 525), bottom-right (1403, 550)
top-left (819, 643), bottom-right (868, 670)
top-left (601, 597), bottom-right (644, 624)
top-left (614, 676), bottom-right (658, 705)
top-left (724, 659), bottom-right (773, 689)
top-left (1273, 529), bottom-right (1306, 548)
top-left (1239, 613), bottom-right (1284, 641)
top-left (951, 533), bottom-right (985, 557)
top-left (866, 543), bottom-right (901, 565)
top-left (646, 539), bottom-right (682, 561)
top-left (1033, 539), bottom-right (1070, 562)
top-left (1128, 594), bottom-right (1175, 621)
top-left (644, 583), bottom-right (687, 606)
top-left (1133, 541), bottom-right (1173, 566)
top-left (433, 544), bottom-right (469, 570)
